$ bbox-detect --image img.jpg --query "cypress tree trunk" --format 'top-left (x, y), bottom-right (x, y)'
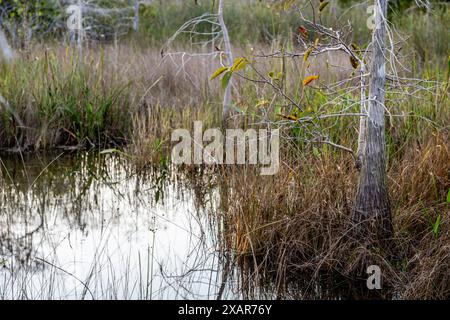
top-left (353, 0), bottom-right (393, 238)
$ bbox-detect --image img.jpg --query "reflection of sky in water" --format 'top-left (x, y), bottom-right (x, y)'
top-left (0, 153), bottom-right (233, 300)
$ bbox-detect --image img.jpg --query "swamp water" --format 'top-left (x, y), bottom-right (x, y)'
top-left (0, 152), bottom-right (236, 299)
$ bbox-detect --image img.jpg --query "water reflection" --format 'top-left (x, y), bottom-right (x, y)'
top-left (0, 152), bottom-right (232, 299)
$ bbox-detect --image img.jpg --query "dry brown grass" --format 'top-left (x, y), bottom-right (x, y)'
top-left (218, 132), bottom-right (450, 299)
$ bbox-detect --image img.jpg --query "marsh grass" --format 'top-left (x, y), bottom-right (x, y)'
top-left (0, 6), bottom-right (447, 153)
top-left (218, 131), bottom-right (449, 299)
top-left (0, 46), bottom-right (132, 150)
top-left (0, 42), bottom-right (227, 152)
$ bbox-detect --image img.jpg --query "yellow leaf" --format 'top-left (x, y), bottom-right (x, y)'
top-left (351, 43), bottom-right (360, 52)
top-left (319, 1), bottom-right (329, 12)
top-left (255, 99), bottom-right (270, 108)
top-left (230, 57), bottom-right (248, 72)
top-left (314, 38), bottom-right (319, 48)
top-left (350, 56), bottom-right (359, 69)
top-left (303, 75), bottom-right (319, 86)
top-left (283, 0), bottom-right (296, 11)
top-left (210, 66), bottom-right (229, 80)
top-left (304, 47), bottom-right (313, 62)
top-left (277, 114), bottom-right (298, 121)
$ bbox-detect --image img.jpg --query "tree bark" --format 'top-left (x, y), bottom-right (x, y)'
top-left (356, 60), bottom-right (367, 170)
top-left (353, 0), bottom-right (393, 238)
top-left (0, 28), bottom-right (14, 63)
top-left (133, 0), bottom-right (140, 32)
top-left (77, 0), bottom-right (83, 60)
top-left (217, 0), bottom-right (233, 127)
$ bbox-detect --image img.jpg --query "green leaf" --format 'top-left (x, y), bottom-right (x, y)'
top-left (433, 215), bottom-right (441, 238)
top-left (446, 55), bottom-right (450, 79)
top-left (447, 189), bottom-right (450, 204)
top-left (313, 146), bottom-right (321, 158)
top-left (87, 102), bottom-right (94, 115)
top-left (210, 66), bottom-right (229, 80)
top-left (268, 71), bottom-right (282, 81)
top-left (221, 71), bottom-right (233, 90)
top-left (274, 104), bottom-right (282, 115)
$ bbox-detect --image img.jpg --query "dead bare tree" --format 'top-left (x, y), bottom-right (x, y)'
top-left (162, 0), bottom-right (235, 126)
top-left (65, 0), bottom-right (142, 51)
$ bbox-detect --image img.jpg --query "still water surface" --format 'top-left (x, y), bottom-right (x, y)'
top-left (0, 152), bottom-right (235, 299)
